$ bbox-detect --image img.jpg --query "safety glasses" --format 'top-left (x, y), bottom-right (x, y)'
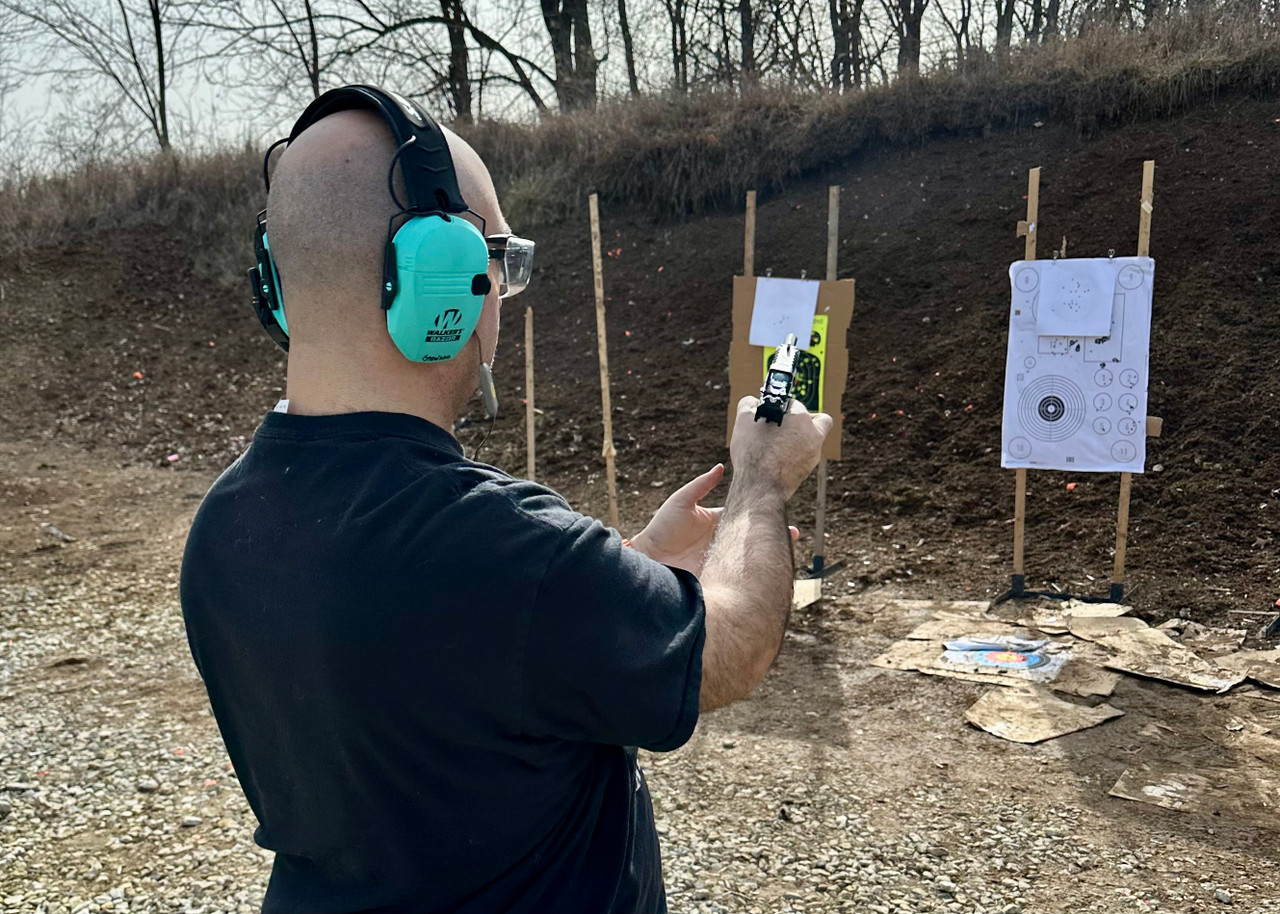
top-left (486, 234), bottom-right (535, 299)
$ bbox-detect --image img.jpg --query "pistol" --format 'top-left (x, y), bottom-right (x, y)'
top-left (756, 334), bottom-right (800, 425)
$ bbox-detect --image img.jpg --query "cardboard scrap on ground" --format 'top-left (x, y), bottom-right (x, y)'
top-left (1050, 658), bottom-right (1123, 699)
top-left (1013, 599), bottom-right (1129, 635)
top-left (1068, 614), bottom-right (1149, 642)
top-left (1213, 650), bottom-right (1280, 690)
top-left (870, 638), bottom-right (942, 672)
top-left (1156, 618), bottom-right (1247, 655)
top-left (1098, 628), bottom-right (1247, 693)
top-left (965, 685), bottom-right (1122, 743)
top-left (1109, 768), bottom-right (1216, 812)
top-left (877, 599), bottom-right (992, 617)
top-left (906, 614), bottom-right (1037, 642)
top-left (1062, 599), bottom-right (1132, 619)
top-left (1015, 605), bottom-right (1070, 635)
top-left (1110, 764), bottom-right (1280, 826)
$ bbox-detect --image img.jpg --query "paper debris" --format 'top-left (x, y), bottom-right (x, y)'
top-left (870, 639), bottom-right (942, 672)
top-left (1068, 615), bottom-right (1148, 641)
top-left (944, 635), bottom-right (1048, 652)
top-left (1062, 599), bottom-right (1132, 618)
top-left (1098, 628), bottom-right (1246, 693)
top-left (1214, 650), bottom-right (1280, 690)
top-left (1015, 605), bottom-right (1070, 634)
top-left (1156, 618), bottom-right (1246, 654)
top-left (1050, 661), bottom-right (1123, 698)
top-left (965, 685), bottom-right (1122, 743)
top-left (906, 615), bottom-right (1034, 642)
top-left (1110, 768), bottom-right (1212, 811)
top-left (1110, 763), bottom-right (1280, 826)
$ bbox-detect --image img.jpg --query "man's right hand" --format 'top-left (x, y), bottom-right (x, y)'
top-left (729, 396), bottom-right (833, 498)
top-left (696, 396), bottom-right (833, 713)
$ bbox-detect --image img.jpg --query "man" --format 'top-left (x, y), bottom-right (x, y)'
top-left (181, 90), bottom-right (830, 914)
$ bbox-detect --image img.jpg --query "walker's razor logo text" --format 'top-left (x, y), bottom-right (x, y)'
top-left (425, 309), bottom-right (465, 345)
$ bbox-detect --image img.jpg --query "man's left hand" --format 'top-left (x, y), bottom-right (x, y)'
top-left (630, 465), bottom-right (798, 577)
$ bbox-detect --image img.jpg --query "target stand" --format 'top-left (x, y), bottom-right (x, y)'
top-left (996, 162), bottom-right (1162, 606)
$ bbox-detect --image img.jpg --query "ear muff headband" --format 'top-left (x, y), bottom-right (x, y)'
top-left (250, 85), bottom-right (492, 363)
top-left (286, 86), bottom-right (468, 216)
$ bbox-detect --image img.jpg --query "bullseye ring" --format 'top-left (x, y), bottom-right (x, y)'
top-left (1038, 395), bottom-right (1065, 423)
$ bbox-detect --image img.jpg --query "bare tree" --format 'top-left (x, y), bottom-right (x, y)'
top-left (440, 0), bottom-right (472, 120)
top-left (829, 0), bottom-right (865, 87)
top-left (5, 0), bottom-right (198, 151)
top-left (541, 0), bottom-right (598, 108)
top-left (878, 0), bottom-right (928, 72)
top-left (994, 0), bottom-right (1017, 54)
top-left (189, 0), bottom-right (333, 101)
top-left (313, 1), bottom-right (552, 114)
top-left (617, 0), bottom-right (640, 94)
top-left (936, 0), bottom-right (976, 61)
top-left (659, 0), bottom-right (691, 91)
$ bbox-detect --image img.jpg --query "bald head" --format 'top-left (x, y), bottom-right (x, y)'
top-left (266, 109), bottom-right (505, 346)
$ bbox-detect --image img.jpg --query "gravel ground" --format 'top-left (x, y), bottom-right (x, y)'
top-left (3, 457), bottom-right (1279, 914)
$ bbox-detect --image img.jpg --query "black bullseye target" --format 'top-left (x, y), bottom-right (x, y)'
top-left (1017, 376), bottom-right (1085, 442)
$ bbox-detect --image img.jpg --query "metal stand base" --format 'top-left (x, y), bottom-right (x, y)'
top-left (802, 558), bottom-right (845, 580)
top-left (994, 573), bottom-right (1127, 606)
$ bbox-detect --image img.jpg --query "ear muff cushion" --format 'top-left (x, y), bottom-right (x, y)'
top-left (385, 216), bottom-right (489, 363)
top-left (261, 233), bottom-right (289, 335)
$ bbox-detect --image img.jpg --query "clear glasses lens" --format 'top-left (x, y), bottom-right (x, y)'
top-left (495, 236), bottom-right (535, 298)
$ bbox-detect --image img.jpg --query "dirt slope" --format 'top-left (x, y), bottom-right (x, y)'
top-left (1, 96), bottom-right (1277, 625)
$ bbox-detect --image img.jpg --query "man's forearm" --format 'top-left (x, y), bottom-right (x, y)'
top-left (697, 473), bottom-right (793, 712)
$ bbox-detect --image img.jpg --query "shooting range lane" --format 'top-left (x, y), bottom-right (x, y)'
top-left (1, 102), bottom-right (1275, 626)
top-left (2, 100), bottom-right (1279, 914)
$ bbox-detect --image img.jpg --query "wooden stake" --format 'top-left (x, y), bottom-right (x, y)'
top-left (1137, 160), bottom-right (1155, 258)
top-left (813, 185), bottom-right (839, 575)
top-left (524, 305), bottom-right (536, 481)
top-left (589, 193), bottom-right (620, 530)
top-left (1013, 468), bottom-right (1027, 577)
top-left (1112, 160), bottom-right (1155, 597)
top-left (1012, 167), bottom-right (1040, 590)
top-left (744, 190), bottom-right (756, 277)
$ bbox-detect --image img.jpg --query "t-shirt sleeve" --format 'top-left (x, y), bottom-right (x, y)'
top-left (518, 509), bottom-right (705, 752)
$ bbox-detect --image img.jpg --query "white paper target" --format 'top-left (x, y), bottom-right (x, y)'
top-left (1001, 257), bottom-right (1154, 473)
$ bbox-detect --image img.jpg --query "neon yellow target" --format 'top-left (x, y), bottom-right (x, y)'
top-left (762, 314), bottom-right (826, 413)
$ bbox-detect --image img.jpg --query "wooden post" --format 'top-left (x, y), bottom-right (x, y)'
top-left (1111, 160), bottom-right (1155, 601)
top-left (1011, 167), bottom-right (1040, 597)
top-left (589, 194), bottom-right (620, 530)
top-left (744, 190), bottom-right (756, 277)
top-left (812, 185), bottom-right (839, 575)
top-left (524, 305), bottom-right (536, 481)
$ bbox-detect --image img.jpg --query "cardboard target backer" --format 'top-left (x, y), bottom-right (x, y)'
top-left (727, 276), bottom-right (854, 461)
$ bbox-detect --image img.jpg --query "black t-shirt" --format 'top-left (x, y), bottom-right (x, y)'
top-left (180, 410), bottom-right (705, 914)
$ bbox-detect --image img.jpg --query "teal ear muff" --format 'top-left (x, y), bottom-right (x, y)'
top-left (261, 232), bottom-right (288, 336)
top-left (383, 213), bottom-right (491, 363)
top-left (250, 212), bottom-right (291, 350)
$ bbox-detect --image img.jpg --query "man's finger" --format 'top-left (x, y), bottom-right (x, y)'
top-left (789, 526), bottom-right (800, 541)
top-left (812, 413), bottom-right (834, 438)
top-left (672, 463), bottom-right (725, 506)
